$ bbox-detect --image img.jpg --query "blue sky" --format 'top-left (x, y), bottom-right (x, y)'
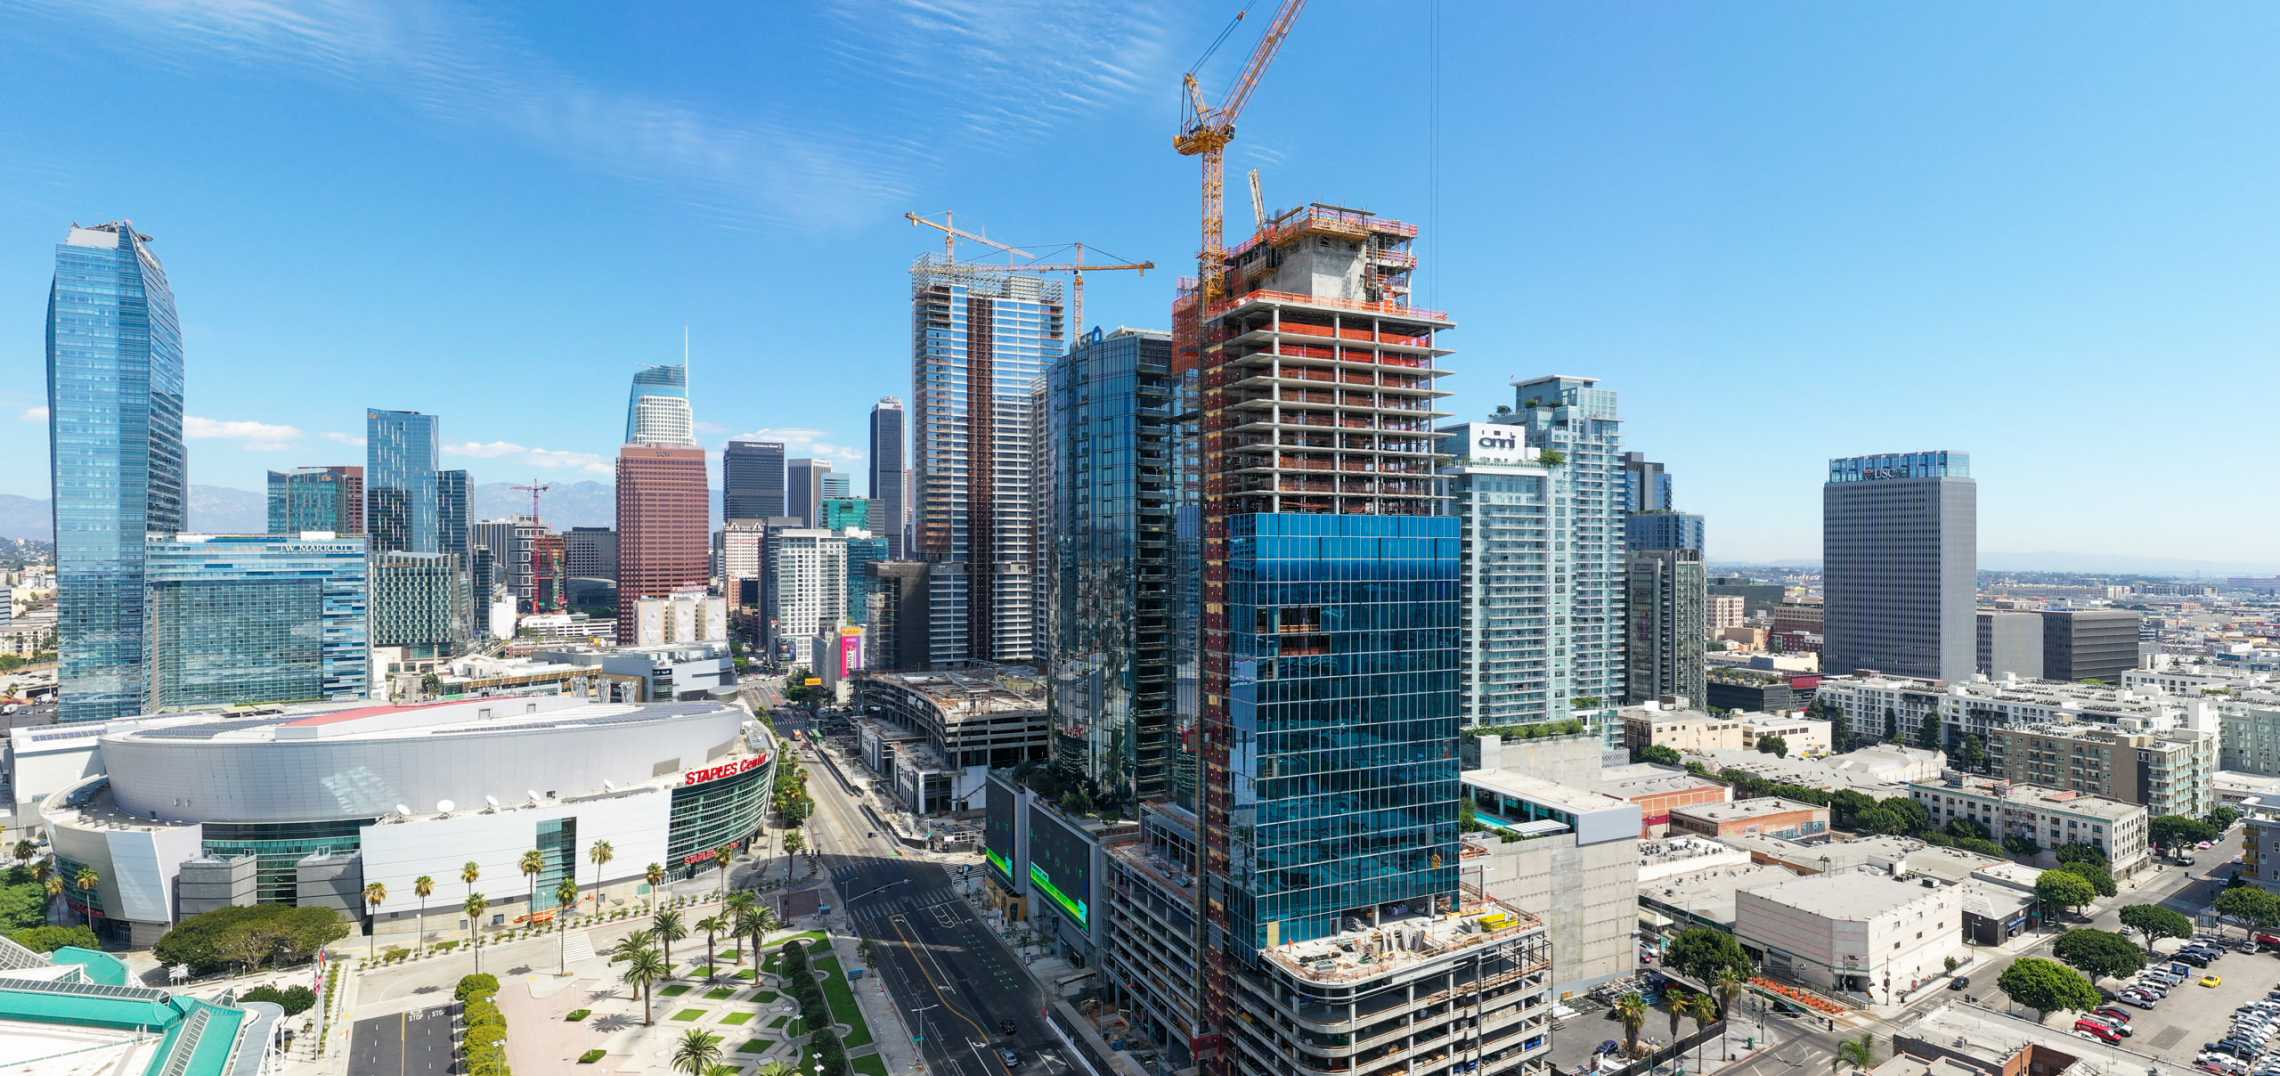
top-left (4, 1), bottom-right (2276, 567)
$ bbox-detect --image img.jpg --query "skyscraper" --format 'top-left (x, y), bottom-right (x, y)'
top-left (563, 526), bottom-right (617, 581)
top-left (911, 259), bottom-right (1060, 666)
top-left (819, 496), bottom-right (871, 533)
top-left (819, 471), bottom-right (850, 501)
top-left (1625, 509), bottom-right (1708, 705)
top-left (1046, 328), bottom-right (1180, 809)
top-left (370, 551), bottom-right (471, 655)
top-left (722, 440), bottom-right (786, 521)
top-left (267, 466), bottom-right (363, 535)
top-left (47, 221), bottom-right (186, 722)
top-left (767, 529), bottom-right (846, 669)
top-left (868, 398), bottom-right (907, 558)
top-left (1822, 451), bottom-right (1976, 680)
top-left (615, 445), bottom-right (709, 644)
top-left (471, 519), bottom-right (538, 611)
top-left (437, 468), bottom-right (470, 560)
top-left (366, 409), bottom-right (441, 555)
top-left (1443, 422), bottom-right (1561, 728)
top-left (623, 362), bottom-right (695, 446)
top-left (1621, 451), bottom-right (1672, 513)
top-left (1188, 202), bottom-right (1458, 952)
top-left (144, 533), bottom-right (369, 709)
top-left (1505, 376), bottom-right (1627, 735)
top-left (785, 458), bottom-right (828, 528)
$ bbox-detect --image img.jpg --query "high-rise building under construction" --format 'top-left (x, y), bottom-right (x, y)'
top-left (910, 257), bottom-right (1063, 667)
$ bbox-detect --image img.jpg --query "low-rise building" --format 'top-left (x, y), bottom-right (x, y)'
top-left (1620, 703), bottom-right (1832, 756)
top-left (854, 664), bottom-right (1048, 813)
top-left (1461, 771), bottom-right (1642, 998)
top-left (1735, 869), bottom-right (1963, 1005)
top-left (1704, 668), bottom-right (1805, 714)
top-left (1908, 773), bottom-right (2149, 874)
top-left (1669, 797), bottom-right (1829, 842)
top-left (1988, 722), bottom-right (2214, 820)
top-left (1818, 672), bottom-right (2214, 751)
top-left (0, 937), bottom-right (283, 1076)
top-left (1597, 762), bottom-right (1731, 836)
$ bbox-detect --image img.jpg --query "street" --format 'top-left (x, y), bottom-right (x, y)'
top-left (791, 714), bottom-right (1067, 1076)
top-left (346, 1004), bottom-right (454, 1076)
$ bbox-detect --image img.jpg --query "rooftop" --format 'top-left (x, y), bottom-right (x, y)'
top-left (1901, 1002), bottom-right (2198, 1076)
top-left (860, 664), bottom-right (1045, 714)
top-left (1672, 797), bottom-right (1826, 824)
top-left (1639, 862), bottom-right (1802, 928)
top-left (1260, 891), bottom-right (1546, 986)
top-left (1596, 762), bottom-right (1725, 800)
top-left (1908, 774), bottom-right (2146, 821)
top-left (1461, 770), bottom-right (1634, 816)
top-left (1740, 868), bottom-right (1953, 921)
top-left (101, 696), bottom-right (738, 746)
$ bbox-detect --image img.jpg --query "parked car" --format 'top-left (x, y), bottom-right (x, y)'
top-left (2208, 975), bottom-right (2228, 988)
top-left (2074, 1019), bottom-right (2122, 1044)
top-left (2121, 995), bottom-right (2157, 1009)
top-left (2093, 1007), bottom-right (2133, 1025)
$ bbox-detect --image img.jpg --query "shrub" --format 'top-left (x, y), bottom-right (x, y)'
top-left (5, 924), bottom-right (100, 953)
top-left (565, 1008), bottom-right (591, 1022)
top-left (239, 984), bottom-right (317, 1015)
top-left (455, 973), bottom-right (501, 1002)
top-left (579, 1049), bottom-right (606, 1064)
top-left (464, 997), bottom-right (505, 1030)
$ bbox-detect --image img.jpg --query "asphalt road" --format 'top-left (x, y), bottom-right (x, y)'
top-left (348, 1004), bottom-right (455, 1076)
top-left (799, 730), bottom-right (1065, 1076)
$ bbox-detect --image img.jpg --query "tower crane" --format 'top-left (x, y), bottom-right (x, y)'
top-left (1247, 168), bottom-right (1267, 229)
top-left (905, 211), bottom-right (1153, 336)
top-left (1175, 0), bottom-right (1306, 307)
top-left (511, 479), bottom-right (551, 523)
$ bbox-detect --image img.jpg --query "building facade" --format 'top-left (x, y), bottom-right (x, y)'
top-left (1822, 451), bottom-right (1976, 680)
top-left (1462, 771), bottom-right (1643, 998)
top-left (784, 458), bottom-right (827, 529)
top-left (1909, 774), bottom-right (2149, 874)
top-left (614, 445), bottom-right (709, 644)
top-left (2041, 610), bottom-right (2143, 684)
top-left (1976, 610), bottom-right (2043, 679)
top-left (1625, 510), bottom-right (1703, 554)
top-left (871, 561), bottom-right (930, 672)
top-left (819, 496), bottom-right (871, 533)
top-left (1622, 451), bottom-right (1671, 513)
top-left (1709, 594), bottom-right (1746, 633)
top-left (1443, 422), bottom-right (1561, 729)
top-left (1987, 723), bottom-right (2214, 821)
top-left (1047, 328), bottom-right (1179, 808)
top-left (1627, 547), bottom-right (1707, 708)
top-left (910, 260), bottom-right (1060, 667)
top-left (437, 468), bottom-right (469, 561)
top-left (143, 533), bottom-right (369, 709)
top-left (266, 466), bottom-right (363, 535)
top-left (48, 222), bottom-right (187, 722)
top-left (1735, 871), bottom-right (1962, 1005)
top-left (767, 529), bottom-right (846, 670)
top-left (1506, 376), bottom-right (1627, 735)
top-left (564, 525), bottom-right (616, 581)
top-left (632, 588), bottom-right (727, 646)
top-left (722, 440), bottom-right (786, 521)
top-left (366, 409), bottom-right (441, 555)
top-left (623, 361), bottom-right (694, 446)
top-left (869, 398), bottom-right (908, 559)
top-left (370, 551), bottom-right (470, 653)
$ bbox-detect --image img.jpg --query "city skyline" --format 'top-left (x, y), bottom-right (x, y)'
top-left (4, 5), bottom-right (2277, 566)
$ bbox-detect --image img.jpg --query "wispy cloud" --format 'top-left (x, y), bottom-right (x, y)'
top-left (18, 406), bottom-right (47, 423)
top-left (727, 427), bottom-right (865, 466)
top-left (321, 431), bottom-right (366, 448)
top-left (186, 415), bottom-right (302, 451)
top-left (445, 439), bottom-right (613, 477)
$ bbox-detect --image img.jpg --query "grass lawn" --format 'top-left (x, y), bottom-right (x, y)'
top-left (735, 968), bottom-right (757, 980)
top-left (749, 989), bottom-right (778, 1004)
top-left (721, 1011), bottom-right (755, 1026)
top-left (718, 949), bottom-right (740, 961)
top-left (670, 1008), bottom-right (707, 1022)
top-left (811, 956), bottom-right (871, 1049)
top-left (705, 987), bottom-right (735, 1000)
top-left (659, 984), bottom-right (692, 998)
top-left (767, 1014), bottom-right (791, 1029)
top-left (688, 964), bottom-right (715, 978)
top-left (851, 1056), bottom-right (891, 1076)
top-left (736, 1038), bottom-right (772, 1054)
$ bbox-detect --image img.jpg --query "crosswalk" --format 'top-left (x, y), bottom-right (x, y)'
top-left (849, 891), bottom-right (971, 928)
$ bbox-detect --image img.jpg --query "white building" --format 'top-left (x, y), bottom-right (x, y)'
top-left (1908, 773), bottom-right (2149, 874)
top-left (720, 520), bottom-right (767, 610)
top-left (1735, 869), bottom-right (1963, 1005)
top-left (768, 529), bottom-right (846, 670)
top-left (1461, 770), bottom-right (1643, 998)
top-left (632, 587), bottom-right (726, 646)
top-left (1817, 672), bottom-right (2214, 748)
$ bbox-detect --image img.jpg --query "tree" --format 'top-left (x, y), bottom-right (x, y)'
top-left (151, 905), bottom-right (350, 975)
top-left (1858, 805), bottom-right (1911, 836)
top-left (1666, 927), bottom-right (1754, 986)
top-left (1614, 992), bottom-right (1647, 1057)
top-left (2216, 886), bottom-right (2280, 931)
top-left (555, 878), bottom-right (579, 972)
top-left (2053, 929), bottom-right (2145, 981)
top-left (621, 945), bottom-right (667, 1024)
top-left (734, 904), bottom-right (774, 971)
top-left (781, 830), bottom-right (806, 879)
top-left (1680, 991), bottom-right (1720, 1072)
top-left (413, 874), bottom-right (435, 950)
top-left (714, 844), bottom-right (736, 899)
top-left (6, 924), bottom-right (99, 953)
top-left (70, 867), bottom-right (98, 924)
top-left (520, 849), bottom-right (545, 919)
top-left (1914, 717), bottom-right (1942, 752)
top-left (10, 840), bottom-right (31, 868)
top-left (464, 892), bottom-right (488, 973)
top-left (2003, 834), bottom-right (2042, 857)
top-left (2034, 871), bottom-right (2096, 919)
top-left (1712, 971), bottom-right (1744, 1061)
top-left (697, 914), bottom-right (726, 979)
top-left (363, 882), bottom-right (387, 960)
top-left (2151, 814), bottom-right (2219, 854)
top-left (646, 862), bottom-right (666, 916)
top-left (1636, 744), bottom-right (1683, 767)
top-left (2118, 903), bottom-right (2194, 954)
top-left (1997, 957), bottom-right (2100, 1020)
top-left (1834, 1033), bottom-right (1876, 1076)
top-left (2052, 861), bottom-right (2116, 899)
top-left (589, 840), bottom-right (615, 914)
top-left (654, 908), bottom-right (687, 970)
top-left (2208, 805), bottom-right (2243, 832)
top-left (1828, 790), bottom-right (1876, 831)
top-left (2053, 844), bottom-right (2107, 869)
top-left (1756, 734), bottom-right (1789, 758)
top-left (673, 1029), bottom-right (725, 1076)
top-left (1958, 734), bottom-right (1988, 773)
top-left (1944, 817), bottom-right (1990, 841)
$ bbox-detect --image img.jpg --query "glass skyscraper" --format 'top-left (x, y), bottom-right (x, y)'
top-left (868, 398), bottom-right (907, 558)
top-left (144, 533), bottom-right (369, 709)
top-left (624, 362), bottom-right (694, 446)
top-left (1047, 328), bottom-right (1179, 809)
top-left (267, 466), bottom-right (364, 535)
top-left (437, 468), bottom-right (470, 559)
top-left (366, 409), bottom-right (440, 555)
top-left (1505, 376), bottom-right (1627, 740)
top-left (47, 222), bottom-right (186, 722)
top-left (1442, 422), bottom-right (1563, 729)
top-left (722, 440), bottom-right (786, 521)
top-left (819, 496), bottom-right (871, 533)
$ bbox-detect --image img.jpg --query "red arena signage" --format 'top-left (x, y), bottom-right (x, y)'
top-left (683, 754), bottom-right (768, 787)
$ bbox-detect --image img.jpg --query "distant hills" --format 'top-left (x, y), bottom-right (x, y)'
top-left (0, 480), bottom-right (723, 540)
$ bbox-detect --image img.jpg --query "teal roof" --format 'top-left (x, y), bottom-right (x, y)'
top-left (51, 946), bottom-right (130, 986)
top-left (0, 981), bottom-right (250, 1076)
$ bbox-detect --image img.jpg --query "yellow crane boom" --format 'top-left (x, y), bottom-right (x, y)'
top-left (1175, 0), bottom-right (1307, 307)
top-left (906, 212), bottom-right (1153, 335)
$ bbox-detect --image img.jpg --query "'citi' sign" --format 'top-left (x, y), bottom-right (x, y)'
top-left (683, 754), bottom-right (768, 787)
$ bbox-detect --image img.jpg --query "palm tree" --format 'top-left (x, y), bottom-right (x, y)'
top-left (464, 892), bottom-right (488, 973)
top-left (413, 874), bottom-right (435, 951)
top-left (1712, 971), bottom-right (1745, 1060)
top-left (704, 1065), bottom-right (741, 1076)
top-left (621, 945), bottom-right (667, 1023)
top-left (672, 1028), bottom-right (724, 1075)
top-left (520, 849), bottom-right (545, 922)
top-left (653, 908), bottom-right (687, 971)
top-left (780, 829), bottom-right (804, 879)
top-left (646, 862), bottom-right (666, 916)
top-left (1834, 1034), bottom-right (1876, 1076)
top-left (555, 877), bottom-right (580, 974)
top-left (696, 914), bottom-right (726, 979)
top-left (1614, 992), bottom-right (1647, 1059)
top-left (755, 1063), bottom-right (797, 1076)
top-left (713, 844), bottom-right (735, 899)
top-left (723, 892), bottom-right (757, 965)
top-left (43, 874), bottom-right (64, 916)
top-left (1666, 992), bottom-right (1685, 1045)
top-left (363, 882), bottom-right (388, 959)
top-left (461, 860), bottom-right (481, 910)
top-left (588, 839), bottom-right (615, 913)
top-left (1681, 991), bottom-right (1720, 1073)
top-left (71, 867), bottom-right (98, 924)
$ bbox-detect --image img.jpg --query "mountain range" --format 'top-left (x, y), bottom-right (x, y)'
top-left (0, 480), bottom-right (721, 540)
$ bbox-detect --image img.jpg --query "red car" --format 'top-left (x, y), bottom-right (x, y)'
top-left (2092, 1007), bottom-right (2132, 1026)
top-left (2254, 933), bottom-right (2280, 950)
top-left (2073, 1018), bottom-right (2122, 1043)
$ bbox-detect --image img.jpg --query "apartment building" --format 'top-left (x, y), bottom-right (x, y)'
top-left (1988, 723), bottom-right (2214, 820)
top-left (1619, 703), bottom-right (1833, 756)
top-left (1908, 774), bottom-right (2149, 874)
top-left (1816, 673), bottom-right (2211, 751)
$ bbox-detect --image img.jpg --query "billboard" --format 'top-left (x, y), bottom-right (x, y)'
top-left (1026, 802), bottom-right (1094, 931)
top-left (984, 777), bottom-right (1018, 886)
top-left (838, 628), bottom-right (865, 678)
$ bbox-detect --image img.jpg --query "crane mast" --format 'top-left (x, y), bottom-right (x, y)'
top-left (1174, 0), bottom-right (1307, 307)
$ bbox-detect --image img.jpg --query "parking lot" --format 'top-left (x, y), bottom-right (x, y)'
top-left (2103, 934), bottom-right (2280, 1067)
